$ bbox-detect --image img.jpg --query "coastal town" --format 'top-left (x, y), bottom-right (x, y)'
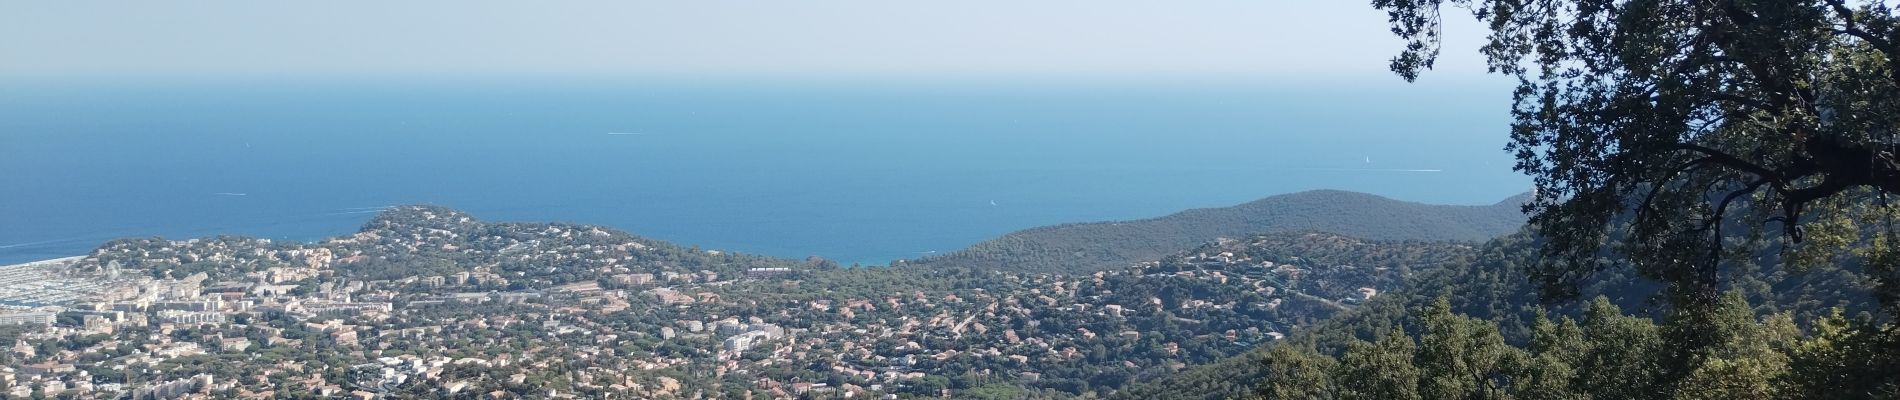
top-left (0, 206), bottom-right (1458, 399)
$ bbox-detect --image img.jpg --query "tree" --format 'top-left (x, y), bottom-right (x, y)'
top-left (1334, 329), bottom-right (1420, 400)
top-left (1665, 293), bottom-right (1792, 400)
top-left (1257, 343), bottom-right (1338, 400)
top-left (1576, 297), bottom-right (1666, 400)
top-left (1372, 0), bottom-right (1900, 308)
top-left (1415, 297), bottom-right (1526, 400)
top-left (1782, 308), bottom-right (1900, 399)
top-left (909, 375), bottom-right (952, 396)
top-left (1520, 311), bottom-right (1588, 400)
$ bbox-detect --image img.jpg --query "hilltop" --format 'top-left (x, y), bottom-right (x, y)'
top-left (75, 204), bottom-right (815, 287)
top-left (909, 190), bottom-right (1530, 274)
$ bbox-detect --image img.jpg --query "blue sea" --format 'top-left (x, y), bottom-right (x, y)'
top-left (0, 78), bottom-right (1529, 266)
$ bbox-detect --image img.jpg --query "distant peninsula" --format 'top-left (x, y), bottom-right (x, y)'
top-left (909, 189), bottom-right (1530, 274)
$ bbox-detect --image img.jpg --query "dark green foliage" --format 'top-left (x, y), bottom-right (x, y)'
top-left (1375, 0), bottom-right (1900, 309)
top-left (1119, 229), bottom-right (1887, 400)
top-left (1335, 329), bottom-right (1419, 400)
top-left (1413, 297), bottom-right (1527, 400)
top-left (1240, 293), bottom-right (1888, 400)
top-left (1784, 309), bottom-right (1900, 399)
top-left (914, 190), bottom-right (1528, 274)
top-left (1257, 343), bottom-right (1336, 400)
top-left (1354, 3), bottom-right (1900, 397)
top-left (1574, 298), bottom-right (1666, 399)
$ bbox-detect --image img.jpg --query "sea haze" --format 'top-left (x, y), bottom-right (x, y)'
top-left (0, 79), bottom-right (1528, 265)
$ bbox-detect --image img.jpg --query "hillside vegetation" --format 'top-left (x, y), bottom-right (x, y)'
top-left (911, 190), bottom-right (1529, 274)
top-left (1116, 231), bottom-right (1884, 400)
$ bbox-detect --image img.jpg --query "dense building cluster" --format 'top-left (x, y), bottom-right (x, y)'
top-left (0, 206), bottom-right (1465, 399)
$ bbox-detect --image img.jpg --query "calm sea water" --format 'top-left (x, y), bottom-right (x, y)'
top-left (0, 79), bottom-right (1528, 265)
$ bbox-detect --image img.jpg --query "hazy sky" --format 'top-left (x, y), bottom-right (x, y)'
top-left (1, 1), bottom-right (1493, 82)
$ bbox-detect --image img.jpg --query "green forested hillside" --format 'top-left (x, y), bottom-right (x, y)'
top-left (1117, 231), bottom-right (1885, 400)
top-left (911, 190), bottom-right (1530, 274)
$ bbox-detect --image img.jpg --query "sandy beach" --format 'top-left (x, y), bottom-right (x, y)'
top-left (0, 256), bottom-right (85, 269)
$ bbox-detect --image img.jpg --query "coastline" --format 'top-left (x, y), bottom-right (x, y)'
top-left (0, 255), bottom-right (86, 269)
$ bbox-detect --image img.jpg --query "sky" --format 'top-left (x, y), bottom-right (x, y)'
top-left (0, 1), bottom-right (1495, 82)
